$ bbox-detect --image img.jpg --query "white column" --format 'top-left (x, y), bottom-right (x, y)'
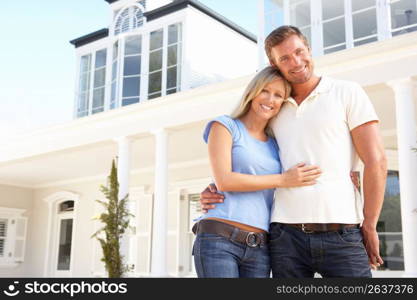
top-left (387, 78), bottom-right (417, 277)
top-left (150, 128), bottom-right (169, 277)
top-left (115, 136), bottom-right (133, 271)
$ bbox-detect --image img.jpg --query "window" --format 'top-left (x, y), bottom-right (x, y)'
top-left (43, 192), bottom-right (78, 277)
top-left (76, 50), bottom-right (107, 117)
top-left (166, 23), bottom-right (182, 95)
top-left (148, 29), bottom-right (163, 99)
top-left (377, 171), bottom-right (404, 271)
top-left (0, 208), bottom-right (27, 267)
top-left (264, 0), bottom-right (284, 37)
top-left (57, 219), bottom-right (73, 271)
top-left (290, 0), bottom-right (312, 47)
top-left (390, 0), bottom-right (417, 36)
top-left (148, 23), bottom-right (182, 100)
top-left (59, 201), bottom-right (75, 212)
top-left (114, 1), bottom-right (146, 36)
top-left (188, 194), bottom-right (202, 231)
top-left (56, 200), bottom-right (75, 271)
top-left (92, 49), bottom-right (107, 114)
top-left (76, 54), bottom-right (92, 118)
top-left (122, 35), bottom-right (142, 106)
top-left (282, 0), bottom-right (381, 57)
top-left (322, 0), bottom-right (346, 54)
top-left (111, 41), bottom-right (119, 109)
top-left (352, 0), bottom-right (378, 47)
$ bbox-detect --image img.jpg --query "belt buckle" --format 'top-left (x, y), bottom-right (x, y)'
top-left (245, 232), bottom-right (260, 247)
top-left (301, 224), bottom-right (314, 234)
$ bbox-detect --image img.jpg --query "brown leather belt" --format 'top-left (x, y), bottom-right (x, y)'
top-left (281, 223), bottom-right (360, 234)
top-left (192, 219), bottom-right (268, 247)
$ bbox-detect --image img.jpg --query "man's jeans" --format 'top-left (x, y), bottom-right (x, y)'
top-left (193, 232), bottom-right (270, 278)
top-left (269, 223), bottom-right (372, 278)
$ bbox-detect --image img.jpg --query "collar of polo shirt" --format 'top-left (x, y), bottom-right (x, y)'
top-left (285, 76), bottom-right (332, 105)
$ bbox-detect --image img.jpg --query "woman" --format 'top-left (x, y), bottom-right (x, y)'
top-left (192, 67), bottom-right (322, 278)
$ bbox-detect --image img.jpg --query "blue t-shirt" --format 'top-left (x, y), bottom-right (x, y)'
top-left (196, 115), bottom-right (282, 231)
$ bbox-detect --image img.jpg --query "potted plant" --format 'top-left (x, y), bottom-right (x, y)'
top-left (92, 159), bottom-right (133, 278)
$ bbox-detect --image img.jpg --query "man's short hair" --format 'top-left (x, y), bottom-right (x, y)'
top-left (264, 25), bottom-right (310, 65)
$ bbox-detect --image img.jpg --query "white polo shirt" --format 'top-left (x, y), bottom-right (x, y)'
top-left (269, 77), bottom-right (379, 224)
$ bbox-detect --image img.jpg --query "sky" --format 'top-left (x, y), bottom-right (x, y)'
top-left (0, 0), bottom-right (258, 140)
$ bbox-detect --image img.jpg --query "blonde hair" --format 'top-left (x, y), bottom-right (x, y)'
top-left (231, 67), bottom-right (291, 136)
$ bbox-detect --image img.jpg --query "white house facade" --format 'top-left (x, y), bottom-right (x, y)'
top-left (0, 0), bottom-right (416, 278)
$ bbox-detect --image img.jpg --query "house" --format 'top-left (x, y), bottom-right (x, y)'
top-left (0, 0), bottom-right (257, 277)
top-left (0, 0), bottom-right (416, 278)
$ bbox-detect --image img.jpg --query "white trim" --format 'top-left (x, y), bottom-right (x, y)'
top-left (141, 31), bottom-right (150, 102)
top-left (112, 3), bottom-right (146, 37)
top-left (88, 51), bottom-right (96, 116)
top-left (391, 23), bottom-right (417, 33)
top-left (180, 12), bottom-right (189, 91)
top-left (162, 24), bottom-right (168, 97)
top-left (311, 0), bottom-right (323, 56)
top-left (283, 0), bottom-right (290, 25)
top-left (353, 34), bottom-right (378, 43)
top-left (104, 42), bottom-right (113, 112)
top-left (323, 41), bottom-right (346, 50)
top-left (0, 207), bottom-right (26, 215)
top-left (118, 35), bottom-right (126, 107)
top-left (15, 158), bottom-right (210, 189)
top-left (0, 181), bottom-right (34, 189)
top-left (74, 53), bottom-right (93, 118)
top-left (344, 0), bottom-right (354, 49)
top-left (73, 54), bottom-right (81, 119)
top-left (377, 0), bottom-right (392, 41)
top-left (322, 14), bottom-right (345, 24)
top-left (43, 191), bottom-right (80, 204)
top-left (42, 191), bottom-right (80, 277)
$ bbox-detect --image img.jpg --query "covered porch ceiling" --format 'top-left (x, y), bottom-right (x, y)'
top-left (0, 122), bottom-right (209, 188)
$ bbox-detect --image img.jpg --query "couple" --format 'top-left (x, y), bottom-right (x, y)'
top-left (192, 26), bottom-right (387, 278)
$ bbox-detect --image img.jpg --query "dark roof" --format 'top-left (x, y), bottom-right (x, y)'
top-left (146, 0), bottom-right (256, 42)
top-left (69, 28), bottom-right (109, 48)
top-left (71, 0), bottom-right (256, 48)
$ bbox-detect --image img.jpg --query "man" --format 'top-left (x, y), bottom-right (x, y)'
top-left (200, 25), bottom-right (387, 277)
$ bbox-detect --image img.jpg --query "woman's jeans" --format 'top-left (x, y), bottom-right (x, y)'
top-left (269, 222), bottom-right (372, 278)
top-left (193, 232), bottom-right (270, 278)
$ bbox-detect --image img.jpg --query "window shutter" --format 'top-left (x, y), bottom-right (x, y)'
top-left (0, 219), bottom-right (7, 257)
top-left (188, 194), bottom-right (202, 231)
top-left (13, 217), bottom-right (27, 263)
